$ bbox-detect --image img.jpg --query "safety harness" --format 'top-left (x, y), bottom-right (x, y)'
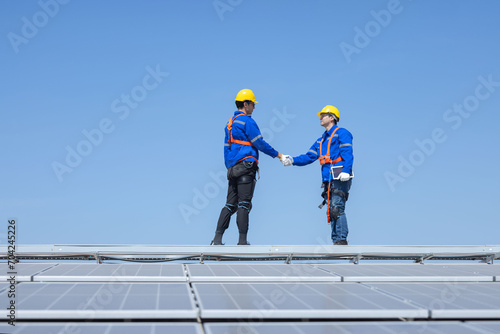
top-left (227, 114), bottom-right (259, 165)
top-left (319, 126), bottom-right (342, 165)
top-left (318, 127), bottom-right (347, 223)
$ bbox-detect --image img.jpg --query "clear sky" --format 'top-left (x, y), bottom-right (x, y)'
top-left (2, 0), bottom-right (500, 246)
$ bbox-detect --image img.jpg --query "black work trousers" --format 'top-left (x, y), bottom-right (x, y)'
top-left (215, 171), bottom-right (256, 235)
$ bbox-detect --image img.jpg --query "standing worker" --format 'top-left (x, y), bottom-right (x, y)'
top-left (281, 105), bottom-right (353, 245)
top-left (211, 89), bottom-right (287, 246)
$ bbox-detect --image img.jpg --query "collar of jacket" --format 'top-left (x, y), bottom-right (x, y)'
top-left (234, 111), bottom-right (251, 117)
top-left (323, 124), bottom-right (339, 139)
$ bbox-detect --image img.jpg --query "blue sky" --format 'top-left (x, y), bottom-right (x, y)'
top-left (2, 0), bottom-right (500, 246)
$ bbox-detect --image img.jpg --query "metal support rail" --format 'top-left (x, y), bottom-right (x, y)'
top-left (1, 245), bottom-right (499, 263)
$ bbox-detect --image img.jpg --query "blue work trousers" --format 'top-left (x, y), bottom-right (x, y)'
top-left (329, 179), bottom-right (352, 243)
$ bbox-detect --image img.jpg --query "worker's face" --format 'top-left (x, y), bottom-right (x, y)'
top-left (243, 101), bottom-right (255, 115)
top-left (320, 113), bottom-right (334, 127)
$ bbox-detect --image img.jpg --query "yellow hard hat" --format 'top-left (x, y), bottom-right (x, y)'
top-left (235, 89), bottom-right (258, 103)
top-left (317, 105), bottom-right (340, 120)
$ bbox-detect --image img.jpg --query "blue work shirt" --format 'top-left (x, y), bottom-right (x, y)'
top-left (292, 125), bottom-right (353, 182)
top-left (224, 111), bottom-right (279, 168)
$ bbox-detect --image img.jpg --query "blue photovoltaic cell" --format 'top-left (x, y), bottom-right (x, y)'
top-left (1, 261), bottom-right (499, 327)
top-left (314, 264), bottom-right (495, 282)
top-left (0, 282), bottom-right (197, 320)
top-left (194, 282), bottom-right (427, 319)
top-left (187, 263), bottom-right (340, 281)
top-left (440, 264), bottom-right (500, 278)
top-left (366, 282), bottom-right (500, 319)
top-left (467, 321), bottom-right (500, 333)
top-left (33, 263), bottom-right (186, 282)
top-left (0, 263), bottom-right (57, 282)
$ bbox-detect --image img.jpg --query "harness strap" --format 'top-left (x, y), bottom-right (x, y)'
top-left (227, 114), bottom-right (259, 165)
top-left (319, 127), bottom-right (343, 165)
top-left (228, 114), bottom-right (253, 147)
top-left (237, 155), bottom-right (259, 165)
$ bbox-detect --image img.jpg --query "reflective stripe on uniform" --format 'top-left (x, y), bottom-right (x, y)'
top-left (224, 143), bottom-right (230, 147)
top-left (234, 120), bottom-right (245, 125)
top-left (308, 149), bottom-right (318, 155)
top-left (228, 114), bottom-right (253, 147)
top-left (339, 143), bottom-right (352, 148)
top-left (250, 134), bottom-right (262, 143)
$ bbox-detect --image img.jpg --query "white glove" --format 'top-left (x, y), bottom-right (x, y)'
top-left (339, 172), bottom-right (351, 181)
top-left (280, 155), bottom-right (293, 167)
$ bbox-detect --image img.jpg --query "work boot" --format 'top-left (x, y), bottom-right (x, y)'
top-left (333, 240), bottom-right (348, 245)
top-left (238, 233), bottom-right (249, 245)
top-left (211, 232), bottom-right (224, 245)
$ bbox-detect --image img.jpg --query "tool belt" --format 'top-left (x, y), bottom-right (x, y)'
top-left (318, 181), bottom-right (349, 209)
top-left (227, 160), bottom-right (258, 180)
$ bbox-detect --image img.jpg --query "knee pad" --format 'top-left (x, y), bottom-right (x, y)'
top-left (330, 206), bottom-right (341, 221)
top-left (237, 174), bottom-right (254, 185)
top-left (332, 189), bottom-right (348, 201)
top-left (224, 203), bottom-right (236, 214)
top-left (238, 201), bottom-right (252, 212)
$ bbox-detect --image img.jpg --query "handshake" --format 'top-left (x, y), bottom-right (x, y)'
top-left (279, 154), bottom-right (293, 167)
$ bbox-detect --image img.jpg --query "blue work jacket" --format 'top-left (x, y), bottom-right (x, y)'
top-left (224, 111), bottom-right (279, 168)
top-left (292, 125), bottom-right (353, 182)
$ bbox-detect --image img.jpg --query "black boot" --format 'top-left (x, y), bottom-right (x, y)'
top-left (211, 232), bottom-right (224, 245)
top-left (237, 233), bottom-right (250, 245)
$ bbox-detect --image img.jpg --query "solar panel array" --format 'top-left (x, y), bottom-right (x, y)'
top-left (0, 262), bottom-right (499, 333)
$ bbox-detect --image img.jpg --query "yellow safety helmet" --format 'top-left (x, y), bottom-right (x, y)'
top-left (235, 89), bottom-right (258, 103)
top-left (317, 105), bottom-right (340, 120)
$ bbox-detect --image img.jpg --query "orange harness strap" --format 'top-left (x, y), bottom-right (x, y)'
top-left (320, 127), bottom-right (342, 223)
top-left (227, 114), bottom-right (259, 165)
top-left (319, 127), bottom-right (343, 165)
top-left (227, 114), bottom-right (253, 147)
top-left (237, 155), bottom-right (259, 165)
top-left (327, 182), bottom-right (332, 223)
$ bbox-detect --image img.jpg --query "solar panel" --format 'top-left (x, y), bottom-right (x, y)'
top-left (32, 263), bottom-right (186, 282)
top-left (367, 282), bottom-right (500, 319)
top-left (205, 321), bottom-right (498, 334)
top-left (193, 282), bottom-right (427, 319)
top-left (0, 283), bottom-right (9, 295)
top-left (0, 323), bottom-right (203, 334)
top-left (187, 263), bottom-right (340, 282)
top-left (0, 282), bottom-right (197, 320)
top-left (467, 321), bottom-right (500, 333)
top-left (0, 263), bottom-right (57, 282)
top-left (314, 264), bottom-right (495, 282)
top-left (1, 258), bottom-right (498, 329)
top-left (436, 264), bottom-right (500, 280)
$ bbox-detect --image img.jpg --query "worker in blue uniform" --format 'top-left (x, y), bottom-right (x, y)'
top-left (212, 89), bottom-right (287, 245)
top-left (281, 106), bottom-right (353, 245)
